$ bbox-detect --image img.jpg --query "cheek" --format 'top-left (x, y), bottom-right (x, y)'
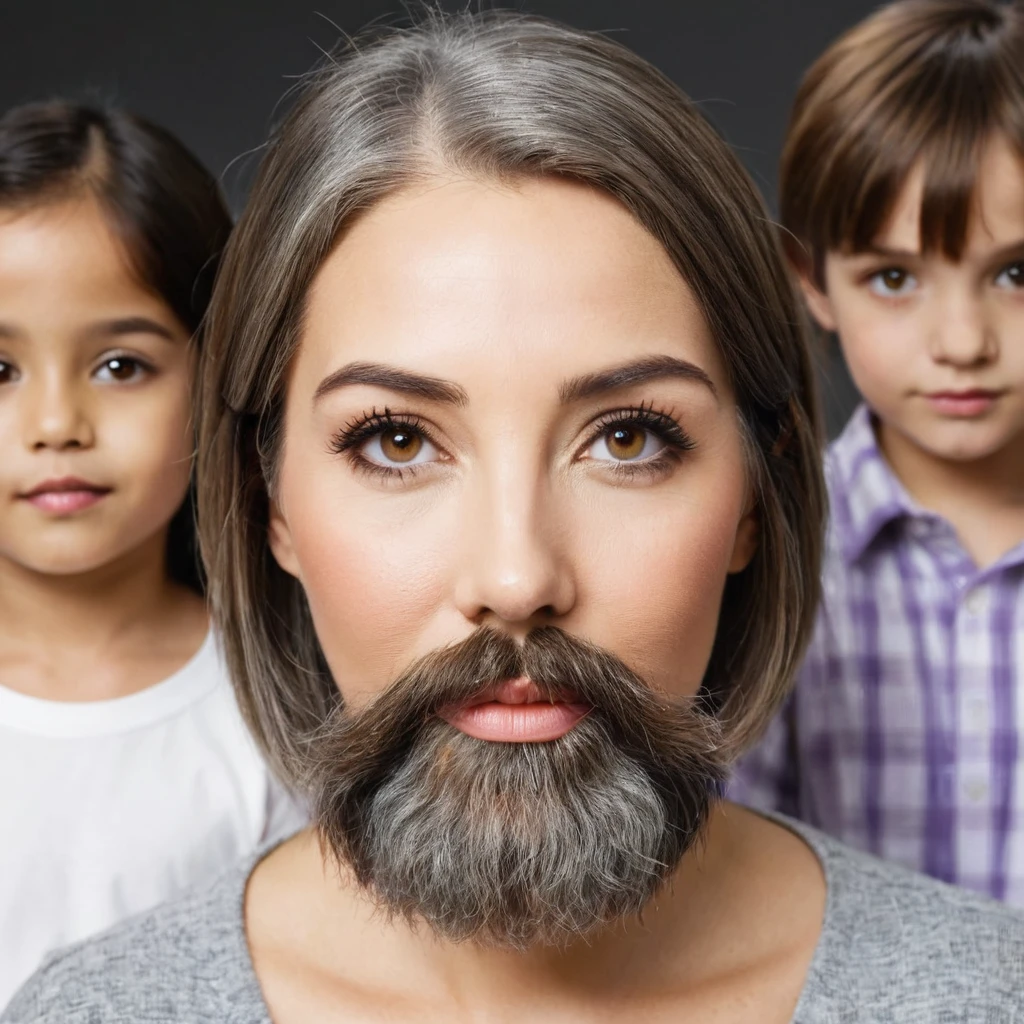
top-left (279, 459), bottom-right (456, 702)
top-left (110, 384), bottom-right (194, 511)
top-left (830, 294), bottom-right (917, 402)
top-left (577, 470), bottom-right (747, 698)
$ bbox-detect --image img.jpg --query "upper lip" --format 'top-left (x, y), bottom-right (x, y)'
top-left (460, 677), bottom-right (580, 708)
top-left (19, 477), bottom-right (111, 499)
top-left (924, 388), bottom-right (1005, 399)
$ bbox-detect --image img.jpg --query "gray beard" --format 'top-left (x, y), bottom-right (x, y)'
top-left (311, 627), bottom-right (725, 950)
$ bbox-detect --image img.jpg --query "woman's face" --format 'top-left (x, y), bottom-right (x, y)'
top-left (270, 177), bottom-right (756, 715)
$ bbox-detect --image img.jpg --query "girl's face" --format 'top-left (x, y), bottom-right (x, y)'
top-left (269, 177), bottom-right (758, 712)
top-left (0, 197), bottom-right (194, 578)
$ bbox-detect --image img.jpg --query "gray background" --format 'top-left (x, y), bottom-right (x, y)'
top-left (0, 0), bottom-right (880, 434)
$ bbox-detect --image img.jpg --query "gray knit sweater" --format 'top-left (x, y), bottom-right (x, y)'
top-left (4, 816), bottom-right (1024, 1023)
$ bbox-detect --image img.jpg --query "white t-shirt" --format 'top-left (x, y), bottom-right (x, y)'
top-left (0, 630), bottom-right (307, 1008)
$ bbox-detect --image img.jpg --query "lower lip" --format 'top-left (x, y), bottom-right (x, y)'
top-left (439, 702), bottom-right (591, 742)
top-left (925, 393), bottom-right (1001, 417)
top-left (24, 490), bottom-right (109, 514)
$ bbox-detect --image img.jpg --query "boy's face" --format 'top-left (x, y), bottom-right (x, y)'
top-left (803, 133), bottom-right (1024, 465)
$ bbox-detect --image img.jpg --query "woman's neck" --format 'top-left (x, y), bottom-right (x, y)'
top-left (246, 804), bottom-right (825, 1020)
top-left (0, 531), bottom-right (208, 701)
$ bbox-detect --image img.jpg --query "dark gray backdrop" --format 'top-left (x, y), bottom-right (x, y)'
top-left (1, 0), bottom-right (878, 433)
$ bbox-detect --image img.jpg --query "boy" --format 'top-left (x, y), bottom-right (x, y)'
top-left (732, 0), bottom-right (1024, 904)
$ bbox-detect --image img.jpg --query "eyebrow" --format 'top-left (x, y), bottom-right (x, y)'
top-left (558, 355), bottom-right (717, 403)
top-left (859, 238), bottom-right (1024, 262)
top-left (87, 317), bottom-right (178, 342)
top-left (314, 362), bottom-right (469, 406)
top-left (313, 354), bottom-right (718, 408)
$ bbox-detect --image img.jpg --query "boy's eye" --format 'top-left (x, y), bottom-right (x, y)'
top-left (94, 356), bottom-right (147, 383)
top-left (0, 360), bottom-right (19, 385)
top-left (994, 261), bottom-right (1024, 290)
top-left (868, 267), bottom-right (917, 296)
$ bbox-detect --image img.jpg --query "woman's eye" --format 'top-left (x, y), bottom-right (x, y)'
top-left (994, 261), bottom-right (1024, 290)
top-left (94, 356), bottom-right (147, 383)
top-left (0, 360), bottom-right (19, 385)
top-left (588, 423), bottom-right (667, 463)
top-left (867, 267), bottom-right (917, 297)
top-left (360, 425), bottom-right (439, 467)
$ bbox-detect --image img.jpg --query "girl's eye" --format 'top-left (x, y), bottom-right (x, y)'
top-left (994, 261), bottom-right (1024, 290)
top-left (588, 422), bottom-right (667, 463)
top-left (94, 356), bottom-right (148, 383)
top-left (360, 425), bottom-right (439, 468)
top-left (0, 360), bottom-right (19, 385)
top-left (868, 267), bottom-right (917, 297)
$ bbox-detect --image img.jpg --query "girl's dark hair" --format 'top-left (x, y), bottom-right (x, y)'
top-left (0, 100), bottom-right (233, 591)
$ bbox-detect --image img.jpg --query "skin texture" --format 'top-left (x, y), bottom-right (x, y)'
top-left (252, 177), bottom-right (825, 1023)
top-left (802, 133), bottom-right (1024, 566)
top-left (0, 197), bottom-right (206, 700)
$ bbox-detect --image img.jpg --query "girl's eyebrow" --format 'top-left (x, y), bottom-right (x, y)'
top-left (88, 317), bottom-right (178, 341)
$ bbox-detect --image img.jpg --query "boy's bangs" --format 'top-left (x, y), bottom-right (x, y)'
top-left (836, 105), bottom-right (1021, 266)
top-left (781, 0), bottom-right (1024, 283)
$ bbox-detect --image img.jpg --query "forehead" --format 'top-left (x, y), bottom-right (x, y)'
top-left (877, 133), bottom-right (1024, 256)
top-left (294, 176), bottom-right (728, 400)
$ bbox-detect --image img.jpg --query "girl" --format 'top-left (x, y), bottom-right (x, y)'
top-left (0, 101), bottom-right (303, 1007)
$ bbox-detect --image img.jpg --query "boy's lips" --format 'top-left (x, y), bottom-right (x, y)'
top-left (18, 477), bottom-right (112, 514)
top-left (437, 676), bottom-right (591, 743)
top-left (923, 389), bottom-right (1005, 418)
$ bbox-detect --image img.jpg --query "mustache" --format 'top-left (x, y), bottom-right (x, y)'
top-left (311, 626), bottom-right (726, 867)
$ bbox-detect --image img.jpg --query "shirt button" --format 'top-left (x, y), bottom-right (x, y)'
top-left (964, 779), bottom-right (989, 803)
top-left (964, 589), bottom-right (988, 615)
top-left (966, 698), bottom-right (987, 729)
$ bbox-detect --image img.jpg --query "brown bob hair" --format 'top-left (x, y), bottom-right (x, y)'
top-left (781, 0), bottom-right (1024, 285)
top-left (196, 11), bottom-right (825, 789)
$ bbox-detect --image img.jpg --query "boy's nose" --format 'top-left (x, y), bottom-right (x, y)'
top-left (929, 299), bottom-right (998, 368)
top-left (22, 377), bottom-right (95, 451)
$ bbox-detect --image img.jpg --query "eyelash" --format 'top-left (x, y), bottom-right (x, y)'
top-left (582, 404), bottom-right (695, 478)
top-left (327, 404), bottom-right (695, 481)
top-left (327, 408), bottom-right (436, 481)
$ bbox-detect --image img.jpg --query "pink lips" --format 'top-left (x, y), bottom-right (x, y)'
top-left (19, 477), bottom-right (111, 514)
top-left (924, 389), bottom-right (1004, 418)
top-left (438, 676), bottom-right (591, 743)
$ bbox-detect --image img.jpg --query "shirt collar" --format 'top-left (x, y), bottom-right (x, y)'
top-left (827, 404), bottom-right (926, 566)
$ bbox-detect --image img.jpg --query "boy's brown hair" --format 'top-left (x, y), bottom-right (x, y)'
top-left (781, 0), bottom-right (1024, 285)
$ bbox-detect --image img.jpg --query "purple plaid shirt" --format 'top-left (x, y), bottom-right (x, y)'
top-left (731, 404), bottom-right (1024, 904)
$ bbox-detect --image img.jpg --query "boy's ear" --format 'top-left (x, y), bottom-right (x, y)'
top-left (268, 498), bottom-right (301, 579)
top-left (797, 270), bottom-right (838, 333)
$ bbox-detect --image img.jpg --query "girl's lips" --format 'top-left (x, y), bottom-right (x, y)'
top-left (924, 390), bottom-right (1004, 418)
top-left (21, 486), bottom-right (111, 515)
top-left (438, 676), bottom-right (591, 742)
